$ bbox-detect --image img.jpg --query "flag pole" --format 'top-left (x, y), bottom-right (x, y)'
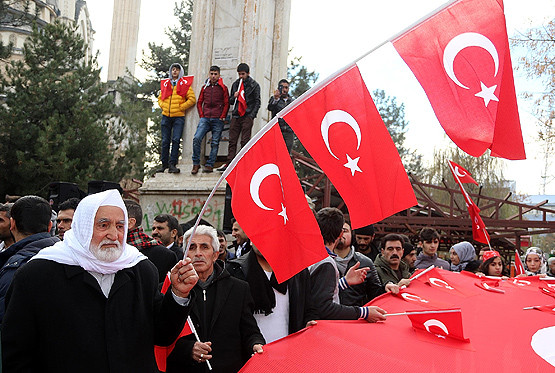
top-left (187, 316), bottom-right (213, 370)
top-left (386, 309), bottom-right (461, 317)
top-left (183, 0), bottom-right (460, 256)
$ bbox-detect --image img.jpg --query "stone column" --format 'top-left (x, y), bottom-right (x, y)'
top-left (107, 0), bottom-right (141, 82)
top-left (140, 0), bottom-right (291, 232)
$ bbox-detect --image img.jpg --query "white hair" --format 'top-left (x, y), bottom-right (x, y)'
top-left (184, 225), bottom-right (219, 252)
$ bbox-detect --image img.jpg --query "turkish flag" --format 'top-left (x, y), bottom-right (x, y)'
top-left (282, 64), bottom-right (416, 228)
top-left (514, 249), bottom-right (525, 276)
top-left (448, 160), bottom-right (478, 185)
top-left (468, 203), bottom-right (490, 244)
top-left (160, 76), bottom-right (194, 100)
top-left (392, 0), bottom-right (525, 160)
top-left (237, 79), bottom-right (247, 117)
top-left (407, 308), bottom-right (470, 342)
top-left (154, 274), bottom-right (193, 372)
top-left (528, 305), bottom-right (555, 316)
top-left (225, 125), bottom-right (327, 283)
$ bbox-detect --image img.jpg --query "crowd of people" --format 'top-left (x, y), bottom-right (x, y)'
top-left (0, 190), bottom-right (553, 372)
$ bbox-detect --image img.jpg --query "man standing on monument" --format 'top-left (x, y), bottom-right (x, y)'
top-left (267, 79), bottom-right (295, 153)
top-left (192, 66), bottom-right (229, 174)
top-left (218, 63), bottom-right (261, 172)
top-left (157, 63), bottom-right (196, 174)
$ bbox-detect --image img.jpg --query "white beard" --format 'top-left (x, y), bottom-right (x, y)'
top-left (90, 239), bottom-right (124, 263)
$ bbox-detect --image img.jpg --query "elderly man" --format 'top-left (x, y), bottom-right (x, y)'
top-left (2, 190), bottom-right (198, 372)
top-left (166, 225), bottom-right (264, 373)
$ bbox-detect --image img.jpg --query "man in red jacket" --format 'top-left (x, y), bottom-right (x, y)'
top-left (192, 66), bottom-right (229, 174)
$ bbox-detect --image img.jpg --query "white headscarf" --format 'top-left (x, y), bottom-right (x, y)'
top-left (524, 246), bottom-right (547, 276)
top-left (33, 189), bottom-right (146, 274)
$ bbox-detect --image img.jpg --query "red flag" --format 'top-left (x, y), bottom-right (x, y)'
top-left (225, 125), bottom-right (327, 283)
top-left (468, 203), bottom-right (490, 244)
top-left (448, 160), bottom-right (478, 185)
top-left (392, 0), bottom-right (525, 160)
top-left (528, 305), bottom-right (555, 316)
top-left (514, 249), bottom-right (525, 276)
top-left (237, 79), bottom-right (247, 117)
top-left (154, 274), bottom-right (193, 372)
top-left (160, 76), bottom-right (194, 101)
top-left (407, 309), bottom-right (470, 342)
top-left (282, 64), bottom-right (416, 228)
top-left (448, 160), bottom-right (490, 244)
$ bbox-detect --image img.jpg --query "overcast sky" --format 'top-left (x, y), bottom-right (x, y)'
top-left (86, 0), bottom-right (555, 196)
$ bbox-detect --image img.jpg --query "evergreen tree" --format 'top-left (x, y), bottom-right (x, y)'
top-left (287, 56), bottom-right (319, 98)
top-left (0, 21), bottom-right (116, 197)
top-left (372, 89), bottom-right (424, 175)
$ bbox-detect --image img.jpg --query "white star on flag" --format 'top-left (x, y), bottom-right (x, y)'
top-left (344, 154), bottom-right (362, 176)
top-left (278, 203), bottom-right (288, 224)
top-left (474, 82), bottom-right (499, 107)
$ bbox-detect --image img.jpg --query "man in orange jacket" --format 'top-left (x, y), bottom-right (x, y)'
top-left (157, 63), bottom-right (196, 174)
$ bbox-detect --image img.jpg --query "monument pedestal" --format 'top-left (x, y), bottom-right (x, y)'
top-left (139, 168), bottom-right (226, 233)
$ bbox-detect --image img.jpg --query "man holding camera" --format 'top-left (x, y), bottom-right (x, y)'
top-left (267, 79), bottom-right (295, 153)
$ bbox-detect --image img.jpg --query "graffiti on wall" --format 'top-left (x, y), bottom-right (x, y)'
top-left (143, 197), bottom-right (224, 232)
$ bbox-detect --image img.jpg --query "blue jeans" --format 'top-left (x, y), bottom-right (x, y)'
top-left (192, 118), bottom-right (224, 167)
top-left (161, 115), bottom-right (185, 166)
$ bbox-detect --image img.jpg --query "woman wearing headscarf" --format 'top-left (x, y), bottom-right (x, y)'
top-left (449, 241), bottom-right (476, 272)
top-left (524, 247), bottom-right (547, 276)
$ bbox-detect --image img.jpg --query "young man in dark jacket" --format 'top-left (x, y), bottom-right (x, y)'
top-left (267, 78), bottom-right (295, 153)
top-left (218, 63), bottom-right (261, 171)
top-left (0, 196), bottom-right (58, 322)
top-left (192, 65), bottom-right (229, 174)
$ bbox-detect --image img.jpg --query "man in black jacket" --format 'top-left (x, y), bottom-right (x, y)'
top-left (0, 196), bottom-right (59, 322)
top-left (227, 245), bottom-right (317, 343)
top-left (218, 63), bottom-right (261, 171)
top-left (167, 225), bottom-right (264, 373)
top-left (267, 78), bottom-right (295, 153)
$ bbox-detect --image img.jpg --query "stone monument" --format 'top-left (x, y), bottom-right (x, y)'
top-left (107, 0), bottom-right (141, 82)
top-left (139, 0), bottom-right (291, 232)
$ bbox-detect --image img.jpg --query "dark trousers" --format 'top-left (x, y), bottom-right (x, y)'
top-left (227, 116), bottom-right (254, 162)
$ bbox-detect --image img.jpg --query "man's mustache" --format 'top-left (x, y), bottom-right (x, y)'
top-left (390, 255), bottom-right (400, 260)
top-left (192, 258), bottom-right (206, 264)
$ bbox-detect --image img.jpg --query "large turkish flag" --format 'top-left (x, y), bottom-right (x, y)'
top-left (226, 125), bottom-right (326, 283)
top-left (240, 270), bottom-right (555, 372)
top-left (392, 0), bottom-right (525, 160)
top-left (282, 64), bottom-right (416, 229)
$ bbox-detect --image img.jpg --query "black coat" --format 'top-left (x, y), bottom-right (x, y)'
top-left (226, 251), bottom-right (317, 334)
top-left (166, 262), bottom-right (264, 373)
top-left (336, 251), bottom-right (385, 307)
top-left (229, 76), bottom-right (261, 119)
top-left (141, 243), bottom-right (178, 283)
top-left (0, 232), bottom-right (59, 322)
top-left (2, 259), bottom-right (191, 372)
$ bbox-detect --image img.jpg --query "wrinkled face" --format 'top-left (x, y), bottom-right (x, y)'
top-left (338, 223), bottom-right (352, 249)
top-left (171, 66), bottom-right (180, 79)
top-left (450, 249), bottom-right (460, 265)
top-left (89, 206), bottom-right (125, 262)
top-left (488, 257), bottom-right (503, 276)
top-left (209, 70), bottom-right (220, 84)
top-left (218, 235), bottom-right (227, 254)
top-left (187, 234), bottom-right (218, 277)
top-left (232, 222), bottom-right (248, 245)
top-left (526, 254), bottom-right (542, 272)
top-left (0, 211), bottom-right (11, 241)
top-left (382, 240), bottom-right (404, 267)
top-left (56, 209), bottom-right (75, 239)
top-left (356, 234), bottom-right (373, 251)
top-left (421, 238), bottom-right (439, 256)
top-left (238, 71), bottom-right (249, 80)
top-left (403, 249), bottom-right (417, 268)
top-left (152, 221), bottom-right (175, 246)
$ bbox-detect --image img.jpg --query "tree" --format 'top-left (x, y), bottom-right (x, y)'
top-left (140, 0), bottom-right (193, 172)
top-left (287, 56), bottom-right (319, 99)
top-left (0, 21), bottom-right (118, 197)
top-left (372, 89), bottom-right (424, 175)
top-left (512, 19), bottom-right (555, 193)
